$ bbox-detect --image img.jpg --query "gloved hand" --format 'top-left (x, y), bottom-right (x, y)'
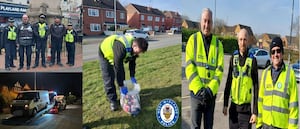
top-left (131, 77), bottom-right (137, 84)
top-left (194, 87), bottom-right (213, 105)
top-left (120, 86), bottom-right (128, 95)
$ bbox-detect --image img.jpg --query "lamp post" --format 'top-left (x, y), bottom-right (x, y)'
top-left (114, 0), bottom-right (117, 34)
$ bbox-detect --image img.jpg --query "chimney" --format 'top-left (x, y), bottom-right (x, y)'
top-left (147, 6), bottom-right (151, 11)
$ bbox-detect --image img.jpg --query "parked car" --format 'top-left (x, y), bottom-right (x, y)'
top-left (249, 48), bottom-right (271, 68)
top-left (55, 95), bottom-right (67, 110)
top-left (292, 60), bottom-right (300, 83)
top-left (125, 29), bottom-right (149, 39)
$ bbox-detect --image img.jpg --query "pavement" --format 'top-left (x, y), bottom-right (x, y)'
top-left (0, 43), bottom-right (82, 72)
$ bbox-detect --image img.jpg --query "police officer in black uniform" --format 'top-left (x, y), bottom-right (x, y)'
top-left (33, 14), bottom-right (49, 68)
top-left (16, 14), bottom-right (34, 70)
top-left (50, 17), bottom-right (65, 67)
top-left (65, 23), bottom-right (77, 66)
top-left (3, 17), bottom-right (17, 71)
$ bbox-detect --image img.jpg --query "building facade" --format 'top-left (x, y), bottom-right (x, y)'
top-left (83, 0), bottom-right (127, 35)
top-left (126, 3), bottom-right (165, 32)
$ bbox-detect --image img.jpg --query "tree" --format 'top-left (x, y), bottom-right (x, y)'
top-left (181, 14), bottom-right (190, 20)
top-left (213, 18), bottom-right (227, 34)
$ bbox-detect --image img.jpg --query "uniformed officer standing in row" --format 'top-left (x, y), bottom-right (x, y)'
top-left (50, 17), bottom-right (66, 67)
top-left (32, 14), bottom-right (49, 68)
top-left (223, 28), bottom-right (258, 129)
top-left (17, 14), bottom-right (34, 70)
top-left (65, 23), bottom-right (77, 66)
top-left (3, 17), bottom-right (17, 71)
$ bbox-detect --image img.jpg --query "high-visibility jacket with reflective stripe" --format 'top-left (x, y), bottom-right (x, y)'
top-left (231, 55), bottom-right (253, 105)
top-left (38, 23), bottom-right (46, 37)
top-left (99, 35), bottom-right (134, 65)
top-left (7, 26), bottom-right (16, 40)
top-left (185, 32), bottom-right (224, 95)
top-left (65, 30), bottom-right (74, 42)
top-left (257, 65), bottom-right (299, 129)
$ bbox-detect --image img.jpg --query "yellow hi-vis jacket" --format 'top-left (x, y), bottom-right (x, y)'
top-left (231, 55), bottom-right (253, 105)
top-left (185, 32), bottom-right (224, 95)
top-left (99, 35), bottom-right (134, 65)
top-left (38, 23), bottom-right (46, 38)
top-left (257, 65), bottom-right (299, 129)
top-left (7, 26), bottom-right (16, 40)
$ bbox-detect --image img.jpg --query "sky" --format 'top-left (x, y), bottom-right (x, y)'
top-left (0, 72), bottom-right (82, 97)
top-left (119, 0), bottom-right (299, 36)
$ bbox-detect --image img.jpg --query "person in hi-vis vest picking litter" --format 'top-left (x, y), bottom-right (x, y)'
top-left (223, 28), bottom-right (259, 129)
top-left (256, 37), bottom-right (298, 129)
top-left (185, 8), bottom-right (224, 129)
top-left (98, 35), bottom-right (148, 111)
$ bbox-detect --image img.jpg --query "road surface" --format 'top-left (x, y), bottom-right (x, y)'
top-left (83, 33), bottom-right (181, 62)
top-left (0, 104), bottom-right (82, 129)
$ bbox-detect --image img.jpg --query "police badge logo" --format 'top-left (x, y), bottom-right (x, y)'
top-left (156, 99), bottom-right (179, 127)
top-left (277, 82), bottom-right (282, 89)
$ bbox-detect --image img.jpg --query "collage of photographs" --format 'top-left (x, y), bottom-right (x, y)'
top-left (0, 0), bottom-right (299, 129)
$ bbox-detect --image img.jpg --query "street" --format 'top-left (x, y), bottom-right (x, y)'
top-left (0, 105), bottom-right (82, 129)
top-left (83, 33), bottom-right (181, 62)
top-left (181, 53), bottom-right (300, 129)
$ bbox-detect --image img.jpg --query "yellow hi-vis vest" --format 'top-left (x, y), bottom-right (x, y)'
top-left (38, 23), bottom-right (46, 38)
top-left (7, 26), bottom-right (16, 40)
top-left (185, 32), bottom-right (224, 95)
top-left (257, 65), bottom-right (299, 129)
top-left (99, 35), bottom-right (134, 65)
top-left (231, 55), bottom-right (253, 105)
top-left (65, 30), bottom-right (74, 42)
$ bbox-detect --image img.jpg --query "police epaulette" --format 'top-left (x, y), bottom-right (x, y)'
top-left (233, 50), bottom-right (239, 55)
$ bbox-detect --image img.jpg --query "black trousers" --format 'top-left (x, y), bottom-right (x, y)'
top-left (262, 124), bottom-right (282, 129)
top-left (66, 42), bottom-right (75, 65)
top-left (19, 45), bottom-right (32, 67)
top-left (190, 94), bottom-right (216, 129)
top-left (229, 102), bottom-right (251, 129)
top-left (35, 38), bottom-right (47, 66)
top-left (98, 50), bottom-right (117, 103)
top-left (51, 38), bottom-right (63, 64)
top-left (4, 40), bottom-right (16, 68)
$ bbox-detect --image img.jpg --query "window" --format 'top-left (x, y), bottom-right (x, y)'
top-left (141, 15), bottom-right (144, 20)
top-left (106, 11), bottom-right (115, 18)
top-left (147, 16), bottom-right (153, 21)
top-left (155, 17), bottom-right (160, 22)
top-left (261, 51), bottom-right (268, 56)
top-left (120, 12), bottom-right (125, 19)
top-left (90, 24), bottom-right (101, 32)
top-left (162, 18), bottom-right (164, 22)
top-left (88, 8), bottom-right (99, 17)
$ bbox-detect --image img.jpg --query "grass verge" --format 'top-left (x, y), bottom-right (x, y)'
top-left (83, 45), bottom-right (181, 129)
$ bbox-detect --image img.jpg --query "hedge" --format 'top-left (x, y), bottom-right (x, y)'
top-left (182, 28), bottom-right (238, 54)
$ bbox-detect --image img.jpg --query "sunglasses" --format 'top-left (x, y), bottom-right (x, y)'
top-left (271, 49), bottom-right (281, 55)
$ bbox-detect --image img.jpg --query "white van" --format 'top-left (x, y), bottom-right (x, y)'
top-left (10, 90), bottom-right (50, 116)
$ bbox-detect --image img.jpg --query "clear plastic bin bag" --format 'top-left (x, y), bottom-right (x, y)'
top-left (120, 80), bottom-right (141, 116)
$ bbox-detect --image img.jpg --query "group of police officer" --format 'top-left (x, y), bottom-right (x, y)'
top-left (1, 13), bottom-right (77, 71)
top-left (186, 8), bottom-right (298, 129)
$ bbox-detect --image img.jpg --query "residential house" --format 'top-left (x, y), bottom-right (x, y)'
top-left (163, 11), bottom-right (181, 30)
top-left (126, 3), bottom-right (165, 31)
top-left (221, 24), bottom-right (257, 45)
top-left (83, 0), bottom-right (127, 35)
top-left (181, 19), bottom-right (199, 29)
top-left (282, 36), bottom-right (299, 49)
top-left (259, 33), bottom-right (281, 49)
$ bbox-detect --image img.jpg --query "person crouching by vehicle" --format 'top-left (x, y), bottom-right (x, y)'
top-left (98, 35), bottom-right (148, 111)
top-left (65, 23), bottom-right (77, 66)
